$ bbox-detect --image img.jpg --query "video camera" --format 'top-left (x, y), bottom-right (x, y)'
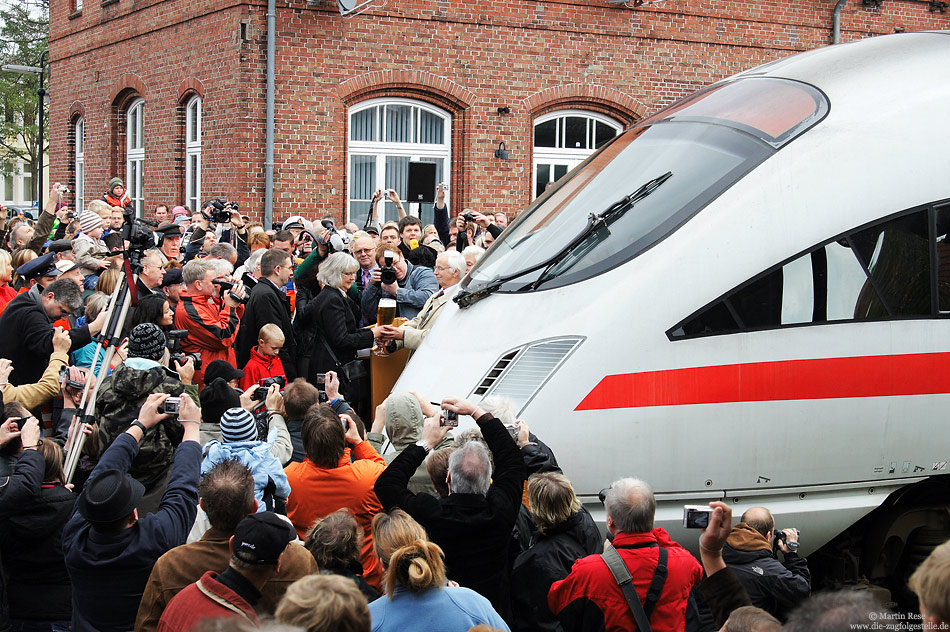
top-left (201, 198), bottom-right (238, 224)
top-left (120, 206), bottom-right (158, 272)
top-left (59, 367), bottom-right (85, 391)
top-left (166, 329), bottom-right (203, 371)
top-left (317, 219), bottom-right (346, 254)
top-left (212, 279), bottom-right (249, 305)
top-left (773, 529), bottom-right (800, 553)
top-left (380, 250), bottom-right (398, 285)
top-left (254, 376), bottom-right (287, 402)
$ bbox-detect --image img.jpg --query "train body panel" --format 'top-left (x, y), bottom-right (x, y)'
top-left (394, 32), bottom-right (950, 555)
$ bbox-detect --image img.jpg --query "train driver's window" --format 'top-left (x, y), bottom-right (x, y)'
top-left (935, 205), bottom-right (950, 313)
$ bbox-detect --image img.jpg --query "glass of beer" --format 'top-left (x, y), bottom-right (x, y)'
top-left (374, 298), bottom-right (397, 356)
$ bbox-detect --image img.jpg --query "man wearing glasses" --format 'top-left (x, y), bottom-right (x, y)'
top-left (351, 235), bottom-right (378, 325)
top-left (0, 278), bottom-right (107, 386)
top-left (236, 248), bottom-right (297, 380)
top-left (136, 249), bottom-right (166, 297)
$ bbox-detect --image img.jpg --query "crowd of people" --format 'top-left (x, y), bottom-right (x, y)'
top-left (0, 179), bottom-right (948, 632)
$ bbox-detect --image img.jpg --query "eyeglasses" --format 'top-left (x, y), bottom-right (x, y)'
top-left (354, 248), bottom-right (374, 254)
top-left (434, 265), bottom-right (452, 272)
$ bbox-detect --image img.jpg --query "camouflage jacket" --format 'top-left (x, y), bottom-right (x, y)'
top-left (96, 358), bottom-right (185, 488)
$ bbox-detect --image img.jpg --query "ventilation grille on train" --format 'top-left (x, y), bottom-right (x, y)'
top-left (471, 337), bottom-right (584, 414)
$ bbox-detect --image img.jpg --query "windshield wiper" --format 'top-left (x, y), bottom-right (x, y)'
top-left (455, 171), bottom-right (672, 309)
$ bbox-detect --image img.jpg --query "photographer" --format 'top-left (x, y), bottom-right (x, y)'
top-left (25, 182), bottom-right (70, 254)
top-left (183, 200), bottom-right (250, 266)
top-left (718, 506), bottom-right (811, 621)
top-left (173, 259), bottom-right (248, 388)
top-left (361, 244), bottom-right (438, 322)
top-left (95, 323), bottom-right (196, 513)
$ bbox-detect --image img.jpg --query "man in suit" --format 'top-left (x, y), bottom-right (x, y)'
top-left (236, 248), bottom-right (296, 380)
top-left (377, 250), bottom-right (464, 354)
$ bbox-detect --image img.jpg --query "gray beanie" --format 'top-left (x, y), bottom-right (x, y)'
top-left (128, 323), bottom-right (167, 361)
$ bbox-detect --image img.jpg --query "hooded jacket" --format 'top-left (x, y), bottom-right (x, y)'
top-left (721, 522), bottom-right (811, 620)
top-left (96, 358), bottom-right (185, 488)
top-left (201, 430), bottom-right (291, 512)
top-left (367, 392), bottom-right (453, 496)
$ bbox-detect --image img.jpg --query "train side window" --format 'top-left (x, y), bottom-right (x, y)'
top-left (934, 205), bottom-right (950, 313)
top-left (849, 210), bottom-right (931, 317)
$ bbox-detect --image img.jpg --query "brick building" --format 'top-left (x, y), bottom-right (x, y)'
top-left (48, 0), bottom-right (949, 227)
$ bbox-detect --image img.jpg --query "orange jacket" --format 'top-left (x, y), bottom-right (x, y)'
top-left (284, 441), bottom-right (387, 590)
top-left (173, 289), bottom-right (245, 388)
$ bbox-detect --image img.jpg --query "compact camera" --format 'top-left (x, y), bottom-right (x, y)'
top-left (504, 423), bottom-right (520, 441)
top-left (441, 408), bottom-right (458, 427)
top-left (380, 250), bottom-right (397, 285)
top-left (683, 505), bottom-right (713, 529)
top-left (159, 396), bottom-right (182, 416)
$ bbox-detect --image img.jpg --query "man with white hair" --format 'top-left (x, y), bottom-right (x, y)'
top-left (374, 395), bottom-right (526, 624)
top-left (549, 477), bottom-right (703, 632)
top-left (376, 249), bottom-right (465, 353)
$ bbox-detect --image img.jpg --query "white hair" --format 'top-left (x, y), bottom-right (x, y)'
top-left (605, 477), bottom-right (656, 533)
top-left (245, 248), bottom-right (266, 277)
top-left (462, 245), bottom-right (485, 263)
top-left (478, 395), bottom-right (516, 426)
top-left (317, 252), bottom-right (358, 288)
top-left (439, 250), bottom-right (466, 280)
top-left (448, 440), bottom-right (492, 495)
top-left (210, 258), bottom-right (234, 277)
top-left (182, 259), bottom-right (217, 285)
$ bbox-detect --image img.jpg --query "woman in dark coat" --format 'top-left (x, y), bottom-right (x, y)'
top-left (300, 252), bottom-right (383, 416)
top-left (0, 438), bottom-right (76, 629)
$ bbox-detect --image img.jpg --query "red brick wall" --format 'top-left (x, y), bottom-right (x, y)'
top-left (48, 0), bottom-right (950, 224)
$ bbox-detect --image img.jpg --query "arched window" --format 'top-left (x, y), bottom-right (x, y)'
top-left (533, 110), bottom-right (621, 198)
top-left (74, 118), bottom-right (85, 212)
top-left (347, 98), bottom-right (451, 227)
top-left (125, 98), bottom-right (145, 217)
top-left (185, 96), bottom-right (202, 212)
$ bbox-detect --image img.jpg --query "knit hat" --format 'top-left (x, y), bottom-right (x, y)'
top-left (108, 177), bottom-right (124, 191)
top-left (128, 323), bottom-right (167, 361)
top-left (220, 407), bottom-right (258, 443)
top-left (172, 206), bottom-right (188, 217)
top-left (79, 210), bottom-right (103, 234)
top-left (199, 378), bottom-right (242, 425)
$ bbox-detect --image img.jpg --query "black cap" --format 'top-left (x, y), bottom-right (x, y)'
top-left (364, 226), bottom-right (379, 236)
top-left (17, 252), bottom-right (60, 280)
top-left (156, 223), bottom-right (183, 238)
top-left (232, 512), bottom-right (296, 565)
top-left (160, 267), bottom-right (183, 288)
top-left (199, 377), bottom-right (242, 425)
top-left (78, 469), bottom-right (145, 523)
top-left (47, 239), bottom-right (75, 254)
top-left (204, 360), bottom-right (244, 386)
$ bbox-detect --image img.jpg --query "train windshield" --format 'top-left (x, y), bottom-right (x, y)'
top-left (464, 78), bottom-right (828, 294)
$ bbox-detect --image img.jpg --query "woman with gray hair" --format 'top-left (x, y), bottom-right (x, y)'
top-left (299, 252), bottom-right (384, 414)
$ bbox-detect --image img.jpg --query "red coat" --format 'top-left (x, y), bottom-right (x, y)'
top-left (240, 347), bottom-right (286, 391)
top-left (284, 441), bottom-right (387, 590)
top-left (173, 289), bottom-right (245, 389)
top-left (157, 570), bottom-right (259, 631)
top-left (548, 528), bottom-right (703, 632)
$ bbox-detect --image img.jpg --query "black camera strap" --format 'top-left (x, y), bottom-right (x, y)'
top-left (600, 542), bottom-right (668, 632)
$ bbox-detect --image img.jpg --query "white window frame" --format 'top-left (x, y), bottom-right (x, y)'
top-left (347, 98), bottom-right (452, 226)
top-left (125, 98), bottom-right (145, 218)
top-left (532, 109), bottom-right (622, 199)
top-left (74, 118), bottom-right (85, 213)
top-left (185, 96), bottom-right (202, 213)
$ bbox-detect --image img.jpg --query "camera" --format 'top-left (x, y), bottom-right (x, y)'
top-left (504, 423), bottom-right (520, 441)
top-left (59, 185), bottom-right (70, 194)
top-left (683, 505), bottom-right (713, 529)
top-left (773, 529), bottom-right (800, 552)
top-left (462, 213), bottom-right (475, 223)
top-left (380, 250), bottom-right (397, 285)
top-left (212, 279), bottom-right (249, 305)
top-left (317, 219), bottom-right (346, 254)
top-left (59, 366), bottom-right (84, 391)
top-left (441, 408), bottom-right (458, 427)
top-left (254, 376), bottom-right (287, 402)
top-left (159, 396), bottom-right (182, 416)
top-left (166, 329), bottom-right (203, 371)
top-left (316, 373), bottom-right (328, 402)
top-left (202, 198), bottom-right (237, 224)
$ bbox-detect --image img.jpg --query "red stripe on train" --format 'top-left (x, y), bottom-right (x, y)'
top-left (574, 352), bottom-right (950, 411)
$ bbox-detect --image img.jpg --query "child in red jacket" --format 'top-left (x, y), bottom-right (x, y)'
top-left (240, 323), bottom-right (287, 391)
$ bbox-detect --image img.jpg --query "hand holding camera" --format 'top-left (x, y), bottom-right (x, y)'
top-left (774, 527), bottom-right (800, 553)
top-left (421, 414), bottom-right (451, 449)
top-left (173, 355), bottom-right (196, 385)
top-left (140, 393), bottom-right (176, 429)
top-left (341, 414), bottom-right (364, 446)
top-left (440, 396), bottom-right (478, 418)
top-left (697, 501), bottom-right (733, 575)
top-left (324, 371), bottom-right (342, 401)
top-left (264, 383), bottom-right (284, 412)
top-left (254, 376), bottom-right (286, 403)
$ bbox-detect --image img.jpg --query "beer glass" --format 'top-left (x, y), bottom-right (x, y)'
top-left (374, 298), bottom-right (397, 356)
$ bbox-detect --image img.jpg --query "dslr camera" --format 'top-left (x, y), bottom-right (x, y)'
top-left (318, 219), bottom-right (346, 254)
top-left (166, 329), bottom-right (203, 371)
top-left (462, 212), bottom-right (476, 223)
top-left (380, 250), bottom-right (398, 285)
top-left (202, 198), bottom-right (238, 224)
top-left (212, 279), bottom-right (249, 305)
top-left (254, 376), bottom-right (287, 402)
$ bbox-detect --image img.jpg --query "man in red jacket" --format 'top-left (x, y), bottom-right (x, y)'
top-left (548, 477), bottom-right (703, 632)
top-left (157, 511), bottom-right (296, 631)
top-left (174, 259), bottom-right (247, 388)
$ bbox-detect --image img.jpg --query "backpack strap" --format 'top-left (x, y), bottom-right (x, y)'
top-left (601, 543), bottom-right (654, 632)
top-left (644, 547), bottom-right (668, 618)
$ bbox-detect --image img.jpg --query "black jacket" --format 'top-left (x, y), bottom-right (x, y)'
top-left (511, 507), bottom-right (603, 632)
top-left (374, 412), bottom-right (527, 623)
top-left (0, 289), bottom-right (92, 385)
top-left (0, 481), bottom-right (75, 621)
top-left (722, 544), bottom-right (810, 620)
top-left (236, 277), bottom-right (297, 380)
top-left (299, 285), bottom-right (373, 384)
top-left (0, 450), bottom-right (44, 632)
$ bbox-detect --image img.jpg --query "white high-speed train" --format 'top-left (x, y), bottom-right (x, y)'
top-left (394, 32), bottom-right (950, 592)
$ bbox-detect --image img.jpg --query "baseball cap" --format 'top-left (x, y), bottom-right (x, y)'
top-left (232, 512), bottom-right (296, 565)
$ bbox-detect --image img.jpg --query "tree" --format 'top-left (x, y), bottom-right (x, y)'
top-left (0, 0), bottom-right (48, 205)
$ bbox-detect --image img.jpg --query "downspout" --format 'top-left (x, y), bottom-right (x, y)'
top-left (833, 0), bottom-right (848, 44)
top-left (264, 0), bottom-right (276, 228)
